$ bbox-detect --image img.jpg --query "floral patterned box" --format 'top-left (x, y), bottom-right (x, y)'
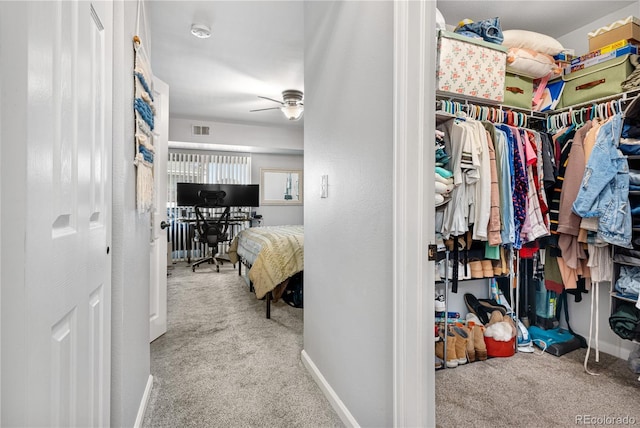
top-left (437, 30), bottom-right (507, 104)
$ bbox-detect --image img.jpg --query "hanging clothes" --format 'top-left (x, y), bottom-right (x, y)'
top-left (546, 125), bottom-right (576, 238)
top-left (469, 121), bottom-right (492, 241)
top-left (557, 121), bottom-right (593, 270)
top-left (521, 129), bottom-right (549, 243)
top-left (496, 124), bottom-right (528, 249)
top-left (573, 113), bottom-right (633, 249)
top-left (483, 125), bottom-right (502, 246)
top-left (495, 127), bottom-right (516, 246)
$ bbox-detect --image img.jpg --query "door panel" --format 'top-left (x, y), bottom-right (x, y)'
top-left (3, 1), bottom-right (113, 426)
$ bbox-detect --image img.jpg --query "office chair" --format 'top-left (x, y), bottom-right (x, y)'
top-left (191, 190), bottom-right (231, 272)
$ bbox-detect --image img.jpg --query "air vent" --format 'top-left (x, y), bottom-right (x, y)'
top-left (192, 125), bottom-right (210, 136)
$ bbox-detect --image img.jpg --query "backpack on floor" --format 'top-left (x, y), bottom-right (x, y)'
top-left (282, 272), bottom-right (303, 308)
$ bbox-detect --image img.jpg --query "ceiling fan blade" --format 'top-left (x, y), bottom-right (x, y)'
top-left (249, 107), bottom-right (282, 112)
top-left (257, 95), bottom-right (284, 105)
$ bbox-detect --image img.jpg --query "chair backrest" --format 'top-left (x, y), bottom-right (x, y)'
top-left (193, 189), bottom-right (231, 249)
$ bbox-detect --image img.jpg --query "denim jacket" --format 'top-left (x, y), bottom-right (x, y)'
top-left (572, 113), bottom-right (632, 248)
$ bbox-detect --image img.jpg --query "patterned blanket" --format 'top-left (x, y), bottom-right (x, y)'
top-left (229, 225), bottom-right (304, 299)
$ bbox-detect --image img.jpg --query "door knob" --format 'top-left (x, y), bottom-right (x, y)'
top-left (160, 221), bottom-right (170, 230)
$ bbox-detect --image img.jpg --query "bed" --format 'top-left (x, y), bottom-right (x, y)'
top-left (228, 225), bottom-right (304, 318)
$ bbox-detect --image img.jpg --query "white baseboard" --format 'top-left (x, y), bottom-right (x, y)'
top-left (134, 374), bottom-right (154, 428)
top-left (301, 350), bottom-right (359, 428)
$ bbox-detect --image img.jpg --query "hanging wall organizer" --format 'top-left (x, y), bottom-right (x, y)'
top-left (133, 33), bottom-right (156, 213)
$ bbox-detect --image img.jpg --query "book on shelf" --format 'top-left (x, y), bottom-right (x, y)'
top-left (565, 44), bottom-right (638, 74)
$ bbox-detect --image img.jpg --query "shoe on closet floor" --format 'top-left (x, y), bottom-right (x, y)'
top-left (451, 325), bottom-right (469, 365)
top-left (463, 293), bottom-right (490, 325)
top-left (478, 298), bottom-right (508, 316)
top-left (472, 325), bottom-right (487, 361)
top-left (466, 312), bottom-right (483, 327)
top-left (435, 330), bottom-right (458, 368)
top-left (460, 324), bottom-right (475, 362)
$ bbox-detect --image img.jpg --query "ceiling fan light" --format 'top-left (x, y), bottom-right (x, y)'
top-left (190, 23), bottom-right (211, 39)
top-left (281, 104), bottom-right (304, 121)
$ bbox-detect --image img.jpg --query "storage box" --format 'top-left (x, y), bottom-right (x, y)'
top-left (504, 73), bottom-right (534, 109)
top-left (558, 54), bottom-right (633, 108)
top-left (436, 30), bottom-right (507, 104)
top-left (485, 336), bottom-right (515, 358)
top-left (589, 21), bottom-right (640, 52)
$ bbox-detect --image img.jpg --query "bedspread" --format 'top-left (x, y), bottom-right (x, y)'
top-left (229, 225), bottom-right (304, 299)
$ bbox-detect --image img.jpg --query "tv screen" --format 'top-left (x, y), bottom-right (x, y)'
top-left (176, 183), bottom-right (259, 207)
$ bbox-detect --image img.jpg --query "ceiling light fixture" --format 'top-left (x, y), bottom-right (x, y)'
top-left (280, 89), bottom-right (304, 121)
top-left (190, 23), bottom-right (211, 39)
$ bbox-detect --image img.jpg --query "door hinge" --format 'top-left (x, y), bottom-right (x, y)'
top-left (427, 244), bottom-right (438, 261)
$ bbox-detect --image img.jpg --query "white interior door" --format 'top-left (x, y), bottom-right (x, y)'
top-left (149, 77), bottom-right (169, 342)
top-left (1, 1), bottom-right (113, 426)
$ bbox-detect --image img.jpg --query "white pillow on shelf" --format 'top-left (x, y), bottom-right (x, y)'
top-left (502, 29), bottom-right (565, 56)
top-left (506, 47), bottom-right (561, 79)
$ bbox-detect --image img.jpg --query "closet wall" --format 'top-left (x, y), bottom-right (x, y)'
top-left (556, 2), bottom-right (640, 360)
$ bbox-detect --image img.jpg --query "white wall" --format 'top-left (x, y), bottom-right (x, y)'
top-left (304, 1), bottom-right (394, 426)
top-left (557, 2), bottom-right (640, 360)
top-left (169, 117), bottom-right (303, 152)
top-left (0, 2), bottom-right (28, 423)
top-left (558, 3), bottom-right (640, 55)
top-left (251, 153), bottom-right (303, 226)
top-left (110, 1), bottom-right (152, 426)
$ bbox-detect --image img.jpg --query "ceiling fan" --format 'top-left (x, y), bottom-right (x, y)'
top-left (250, 89), bottom-right (304, 121)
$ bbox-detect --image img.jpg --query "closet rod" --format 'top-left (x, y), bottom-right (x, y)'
top-left (435, 96), bottom-right (547, 121)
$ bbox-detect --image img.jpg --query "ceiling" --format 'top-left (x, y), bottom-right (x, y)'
top-left (148, 1), bottom-right (304, 128)
top-left (147, 1), bottom-right (635, 130)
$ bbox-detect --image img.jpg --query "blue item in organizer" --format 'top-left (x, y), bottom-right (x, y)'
top-left (434, 311), bottom-right (461, 319)
top-left (435, 166), bottom-right (453, 179)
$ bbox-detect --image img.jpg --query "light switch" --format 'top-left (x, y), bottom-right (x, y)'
top-left (321, 175), bottom-right (328, 198)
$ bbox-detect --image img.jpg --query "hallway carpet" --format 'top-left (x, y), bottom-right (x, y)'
top-left (142, 262), bottom-right (344, 428)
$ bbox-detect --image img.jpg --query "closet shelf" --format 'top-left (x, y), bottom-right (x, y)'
top-left (612, 259), bottom-right (640, 267)
top-left (610, 292), bottom-right (639, 303)
top-left (435, 278), bottom-right (500, 284)
top-left (435, 96), bottom-right (546, 120)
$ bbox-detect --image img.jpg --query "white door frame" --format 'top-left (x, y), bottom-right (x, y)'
top-left (150, 77), bottom-right (169, 342)
top-left (393, 1), bottom-right (436, 426)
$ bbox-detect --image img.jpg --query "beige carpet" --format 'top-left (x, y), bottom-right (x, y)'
top-left (144, 260), bottom-right (640, 427)
top-left (142, 262), bottom-right (344, 428)
top-left (436, 346), bottom-right (640, 428)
